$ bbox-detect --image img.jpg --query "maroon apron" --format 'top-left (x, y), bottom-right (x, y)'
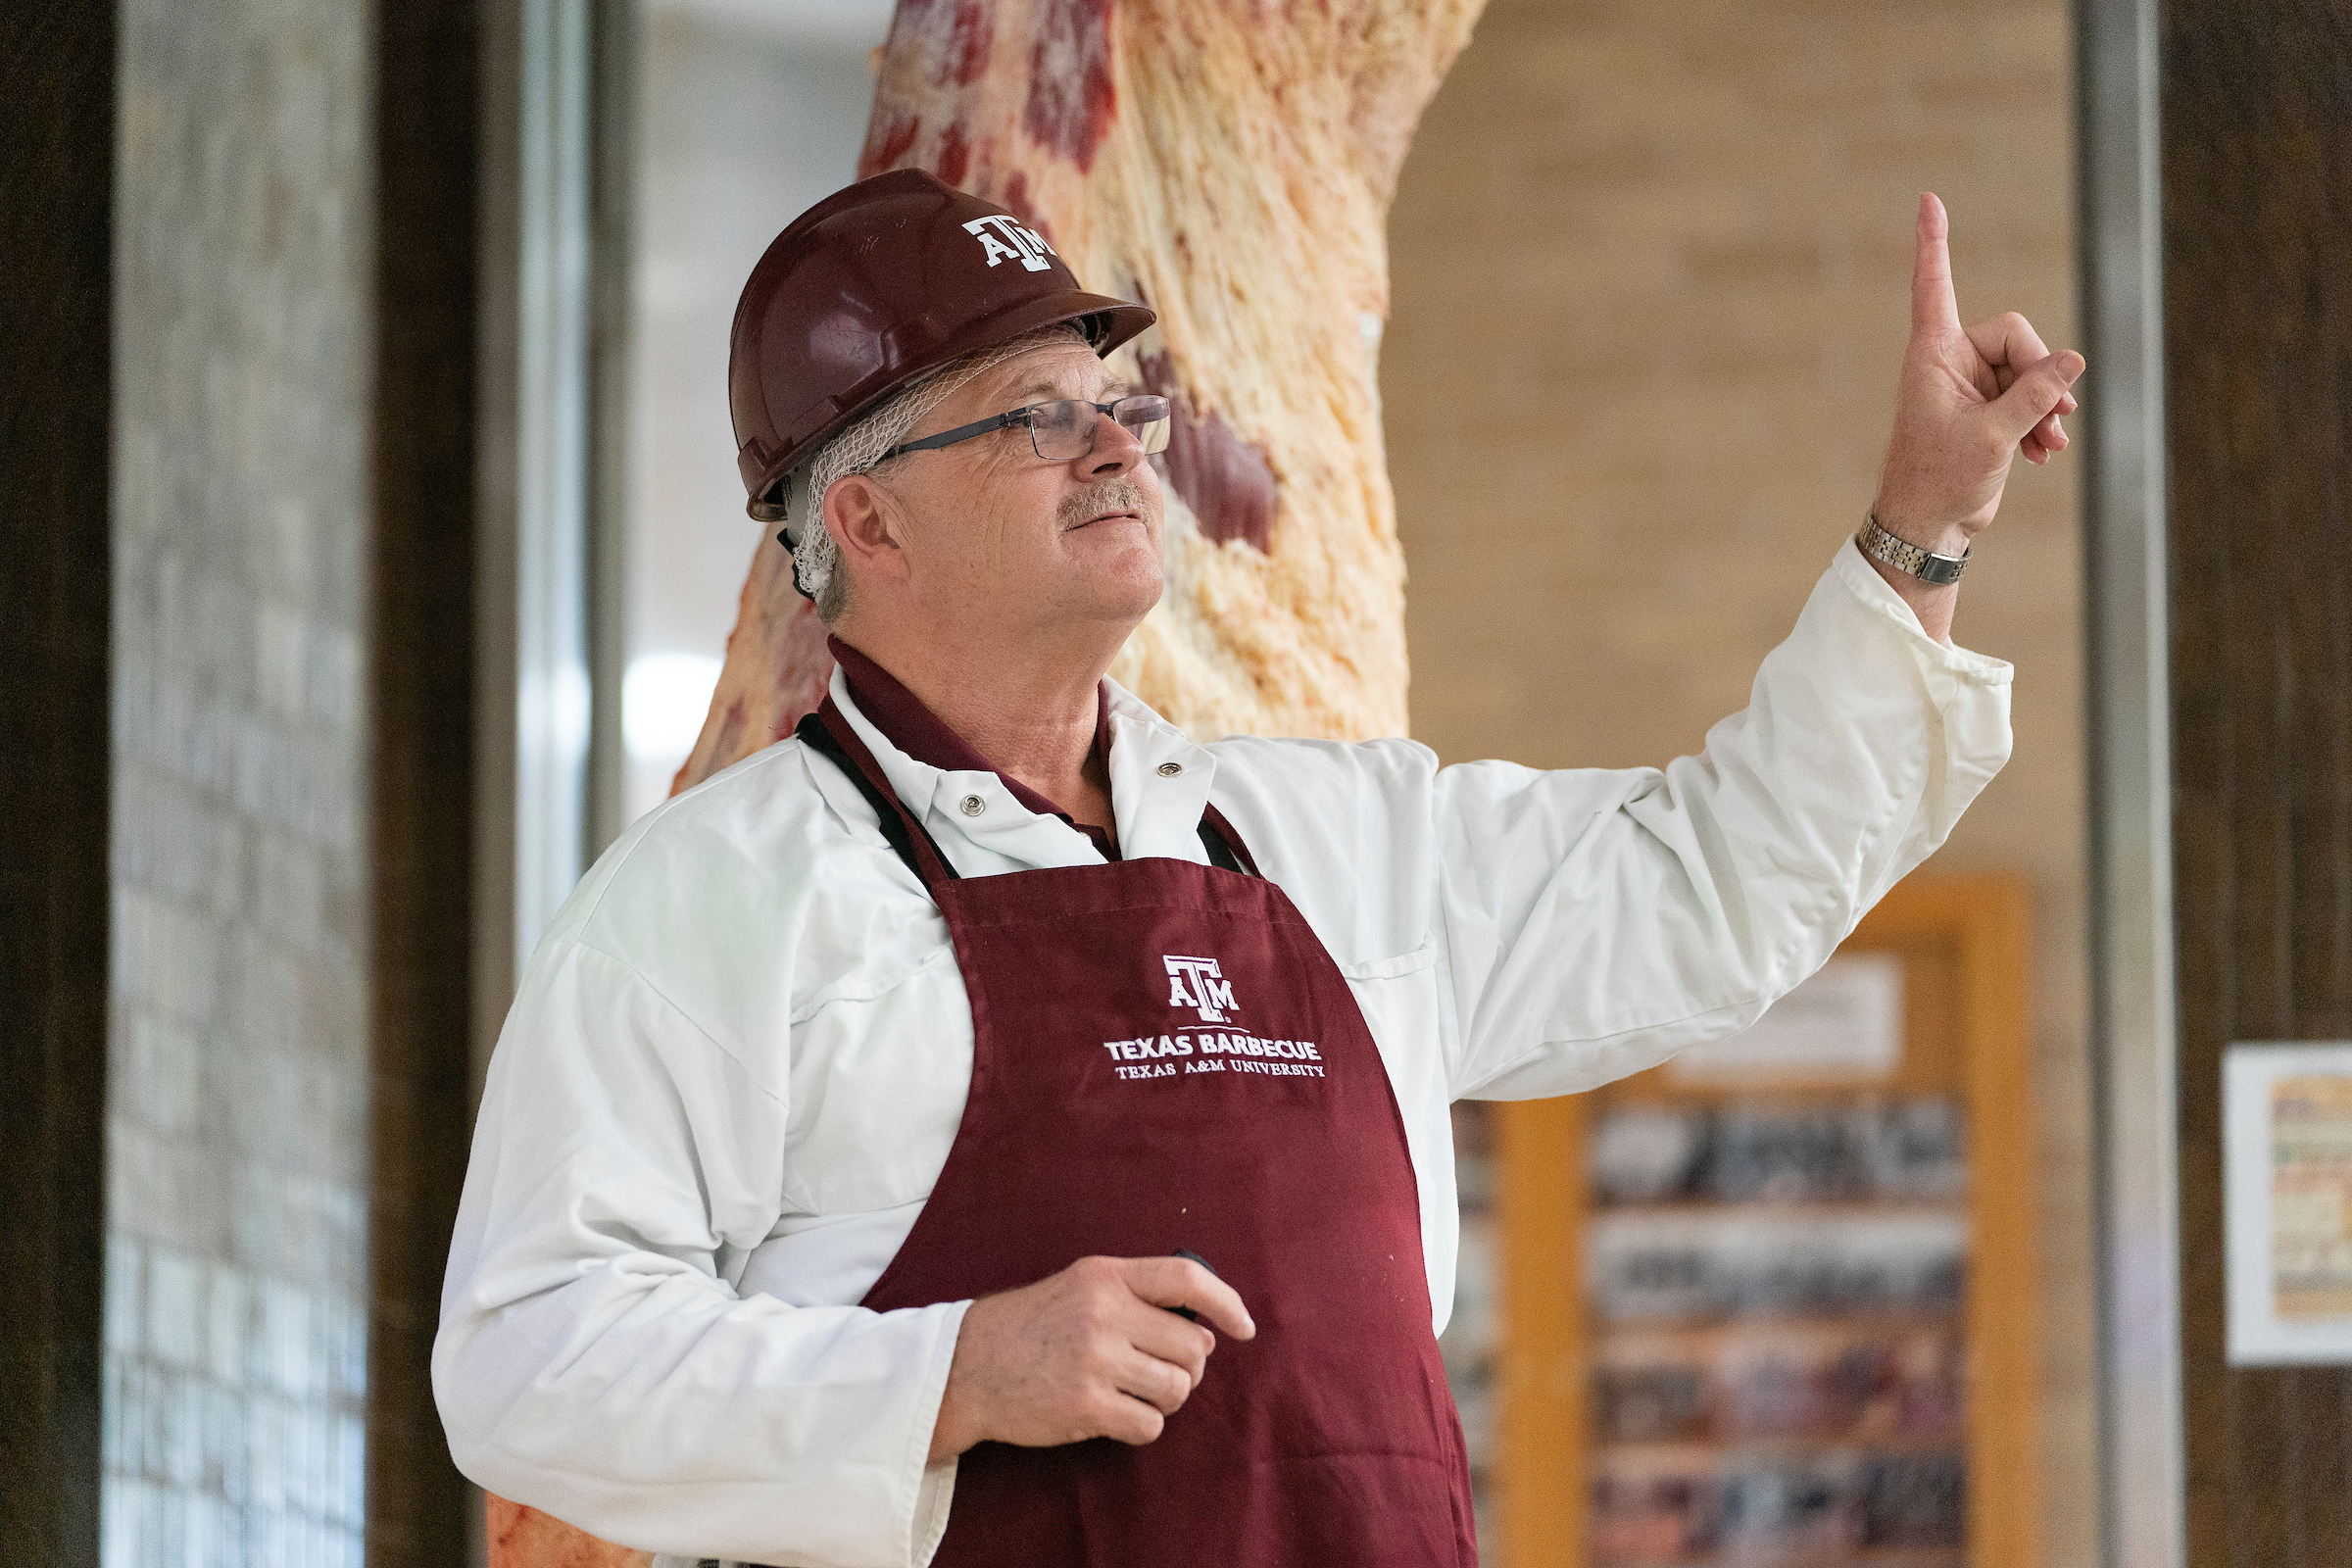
top-left (798, 700), bottom-right (1476, 1568)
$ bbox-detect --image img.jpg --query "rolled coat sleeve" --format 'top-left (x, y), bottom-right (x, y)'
top-left (433, 939), bottom-right (964, 1568)
top-left (1441, 540), bottom-right (2013, 1100)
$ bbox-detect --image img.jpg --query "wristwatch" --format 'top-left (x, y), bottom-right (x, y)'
top-left (1857, 511), bottom-right (1971, 585)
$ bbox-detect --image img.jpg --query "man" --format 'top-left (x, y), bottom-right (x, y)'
top-left (435, 171), bottom-right (2080, 1568)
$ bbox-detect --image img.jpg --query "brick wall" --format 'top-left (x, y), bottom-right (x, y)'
top-left (1384, 1), bottom-right (2090, 1562)
top-left (106, 2), bottom-right (375, 1562)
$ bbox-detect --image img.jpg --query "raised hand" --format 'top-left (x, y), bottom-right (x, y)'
top-left (1871, 193), bottom-right (2084, 601)
top-left (927, 1254), bottom-right (1256, 1462)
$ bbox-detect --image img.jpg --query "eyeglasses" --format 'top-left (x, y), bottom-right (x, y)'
top-left (874, 395), bottom-right (1172, 466)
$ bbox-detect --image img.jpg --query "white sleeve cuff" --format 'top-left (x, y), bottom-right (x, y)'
top-left (1830, 534), bottom-right (2014, 687)
top-left (906, 1299), bottom-right (967, 1567)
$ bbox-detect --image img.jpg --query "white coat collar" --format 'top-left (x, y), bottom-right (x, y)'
top-left (822, 666), bottom-right (1219, 879)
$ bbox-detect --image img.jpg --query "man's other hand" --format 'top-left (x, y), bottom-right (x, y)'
top-left (1869, 192), bottom-right (2085, 638)
top-left (927, 1254), bottom-right (1256, 1462)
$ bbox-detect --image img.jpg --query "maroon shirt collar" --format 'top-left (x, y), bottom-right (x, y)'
top-left (828, 636), bottom-right (1119, 857)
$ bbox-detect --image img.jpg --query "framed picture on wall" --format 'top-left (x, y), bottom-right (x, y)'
top-left (2224, 1042), bottom-right (2352, 1366)
top-left (1497, 874), bottom-right (2039, 1568)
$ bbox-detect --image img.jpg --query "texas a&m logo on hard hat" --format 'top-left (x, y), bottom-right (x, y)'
top-left (1165, 956), bottom-right (1237, 1023)
top-left (963, 215), bottom-right (1059, 272)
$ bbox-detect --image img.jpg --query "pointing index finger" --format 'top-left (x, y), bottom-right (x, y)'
top-left (1911, 191), bottom-right (1960, 335)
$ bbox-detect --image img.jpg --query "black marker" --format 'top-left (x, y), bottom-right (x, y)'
top-left (1168, 1249), bottom-right (1216, 1322)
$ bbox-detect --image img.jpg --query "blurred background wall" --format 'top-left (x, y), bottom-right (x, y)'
top-left (618, 0), bottom-right (892, 822)
top-left (102, 1), bottom-right (377, 1561)
top-left (1382, 1), bottom-right (2090, 1562)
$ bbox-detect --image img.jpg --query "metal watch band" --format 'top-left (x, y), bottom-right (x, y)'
top-left (1857, 511), bottom-right (1971, 585)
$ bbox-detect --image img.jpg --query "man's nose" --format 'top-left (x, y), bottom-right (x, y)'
top-left (1079, 409), bottom-right (1146, 477)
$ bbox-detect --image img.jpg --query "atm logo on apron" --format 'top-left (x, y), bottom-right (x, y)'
top-left (1100, 955), bottom-right (1328, 1084)
top-left (1164, 955), bottom-right (1237, 1021)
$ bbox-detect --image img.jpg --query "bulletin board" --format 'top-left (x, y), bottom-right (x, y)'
top-left (1494, 874), bottom-right (2038, 1568)
top-left (2223, 1041), bottom-right (2352, 1366)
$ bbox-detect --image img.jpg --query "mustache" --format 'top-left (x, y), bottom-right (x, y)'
top-left (1057, 475), bottom-right (1152, 529)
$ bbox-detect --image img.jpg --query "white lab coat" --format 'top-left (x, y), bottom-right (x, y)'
top-left (434, 540), bottom-right (2012, 1568)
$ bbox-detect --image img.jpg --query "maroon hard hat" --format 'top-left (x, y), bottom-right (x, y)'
top-left (728, 170), bottom-right (1155, 522)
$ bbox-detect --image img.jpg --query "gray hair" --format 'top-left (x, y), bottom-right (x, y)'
top-left (790, 322), bottom-right (1092, 620)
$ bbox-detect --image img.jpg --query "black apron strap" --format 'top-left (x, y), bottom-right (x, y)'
top-left (795, 710), bottom-right (960, 888)
top-left (1200, 803), bottom-right (1261, 878)
top-left (1198, 820), bottom-right (1244, 874)
top-left (1199, 816), bottom-right (1250, 876)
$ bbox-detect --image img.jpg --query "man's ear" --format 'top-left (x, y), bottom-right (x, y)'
top-left (824, 473), bottom-right (911, 585)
